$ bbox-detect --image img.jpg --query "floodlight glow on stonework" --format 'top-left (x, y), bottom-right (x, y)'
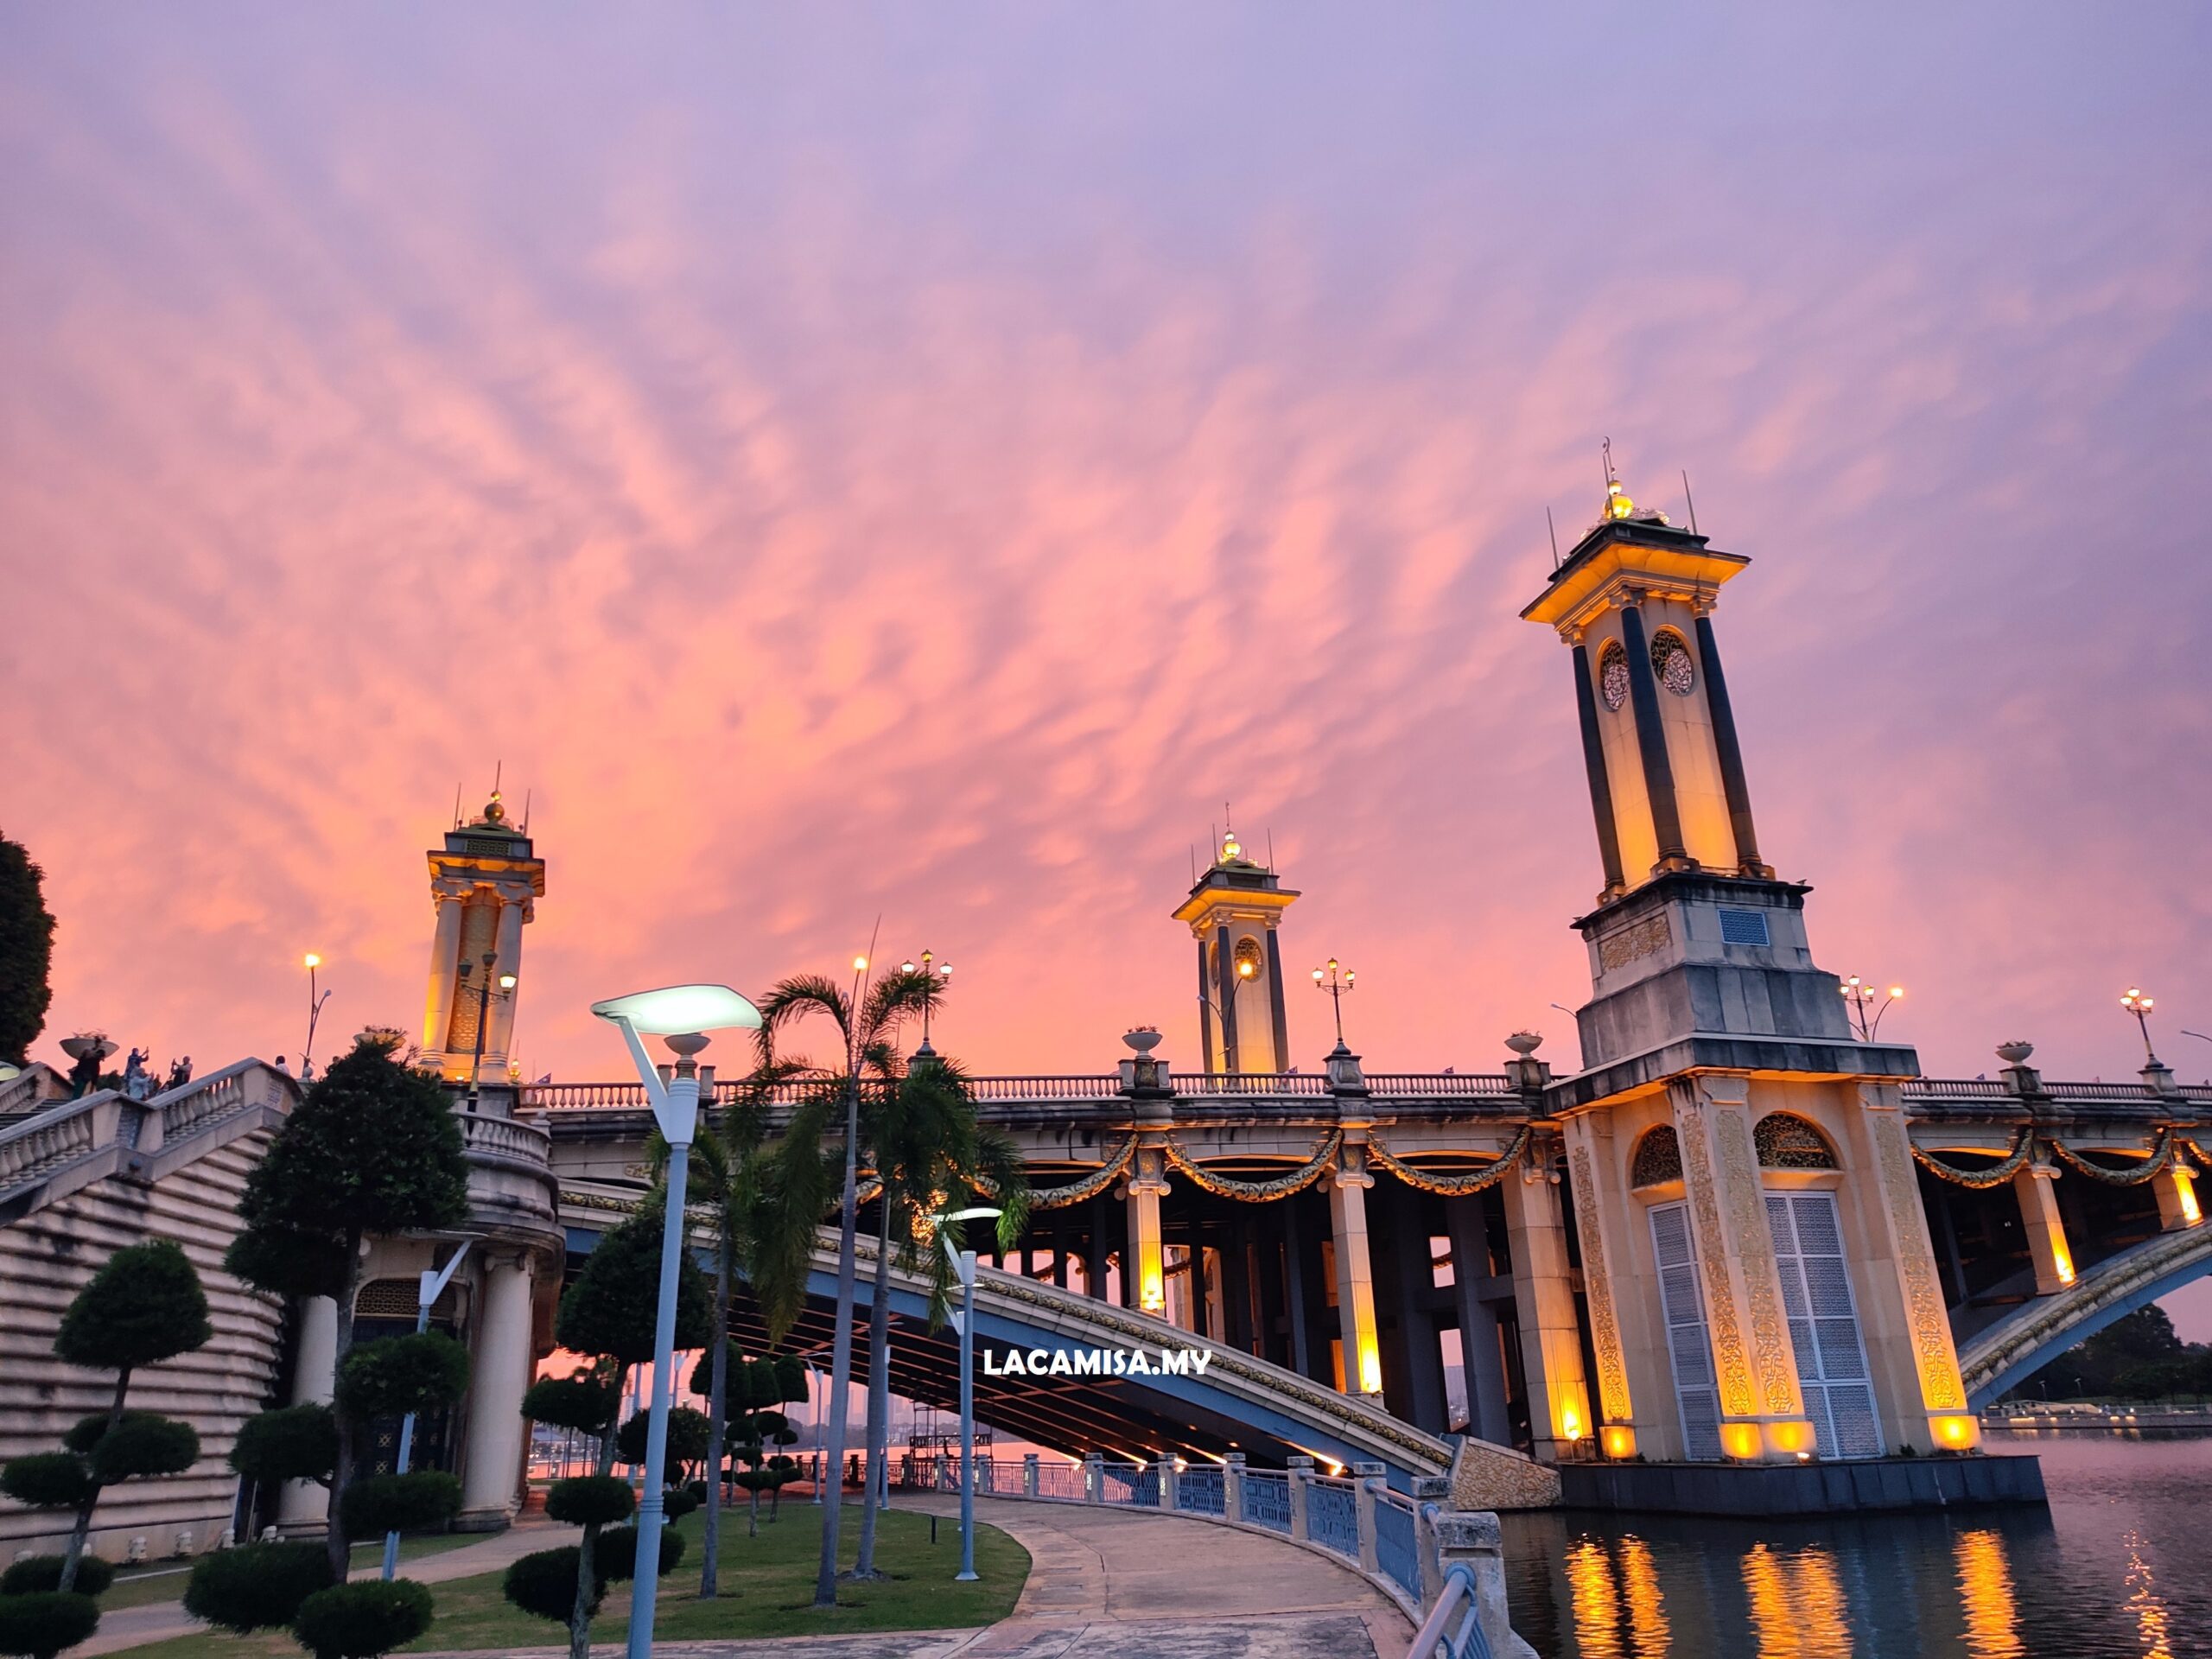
top-left (588, 983), bottom-right (761, 1035)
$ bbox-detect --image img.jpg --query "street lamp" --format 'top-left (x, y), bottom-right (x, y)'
top-left (900, 950), bottom-right (953, 1053)
top-left (934, 1204), bottom-right (1001, 1582)
top-left (593, 983), bottom-right (763, 1659)
top-left (2122, 987), bottom-right (2160, 1065)
top-left (1841, 976), bottom-right (1904, 1040)
top-left (1312, 957), bottom-right (1356, 1047)
top-left (458, 954), bottom-right (518, 1114)
top-left (380, 1242), bottom-right (471, 1582)
top-left (302, 954), bottom-right (332, 1077)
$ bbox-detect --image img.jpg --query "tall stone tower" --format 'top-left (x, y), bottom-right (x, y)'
top-left (1522, 474), bottom-right (1975, 1467)
top-left (417, 789), bottom-right (545, 1096)
top-left (1172, 824), bottom-right (1298, 1075)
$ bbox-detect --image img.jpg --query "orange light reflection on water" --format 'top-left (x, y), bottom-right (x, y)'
top-left (1952, 1529), bottom-right (2024, 1658)
top-left (2126, 1530), bottom-right (2173, 1659)
top-left (1565, 1539), bottom-right (1630, 1658)
top-left (1743, 1542), bottom-right (1852, 1658)
top-left (1619, 1535), bottom-right (1670, 1655)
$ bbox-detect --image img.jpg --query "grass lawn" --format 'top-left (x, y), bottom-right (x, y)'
top-left (99, 1535), bottom-right (479, 1613)
top-left (111, 1504), bottom-right (1027, 1656)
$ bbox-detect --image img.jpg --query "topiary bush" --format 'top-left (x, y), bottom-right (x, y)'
top-left (86, 1416), bottom-right (198, 1484)
top-left (335, 1334), bottom-right (470, 1421)
top-left (290, 1580), bottom-right (433, 1659)
top-left (338, 1471), bottom-right (461, 1540)
top-left (613, 1406), bottom-right (710, 1471)
top-left (502, 1547), bottom-right (603, 1624)
top-left (0, 1590), bottom-right (99, 1659)
top-left (519, 1376), bottom-right (619, 1435)
top-left (183, 1541), bottom-right (334, 1632)
top-left (227, 1404), bottom-right (338, 1487)
top-left (0, 1455), bottom-right (92, 1512)
top-left (663, 1487), bottom-right (701, 1521)
top-left (544, 1474), bottom-right (633, 1528)
top-left (594, 1524), bottom-right (684, 1584)
top-left (0, 1556), bottom-right (114, 1598)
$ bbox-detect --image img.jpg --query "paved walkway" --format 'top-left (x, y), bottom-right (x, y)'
top-left (77, 1520), bottom-right (564, 1656)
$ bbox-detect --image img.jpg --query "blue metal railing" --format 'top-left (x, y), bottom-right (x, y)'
top-left (1035, 1460), bottom-right (1087, 1501)
top-left (1306, 1477), bottom-right (1360, 1558)
top-left (1241, 1470), bottom-right (1292, 1532)
top-left (1100, 1462), bottom-right (1160, 1507)
top-left (1177, 1466), bottom-right (1225, 1516)
top-left (1409, 1560), bottom-right (1494, 1659)
top-left (1374, 1490), bottom-right (1421, 1605)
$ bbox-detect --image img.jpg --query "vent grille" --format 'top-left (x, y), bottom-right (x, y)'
top-left (1717, 907), bottom-right (1770, 946)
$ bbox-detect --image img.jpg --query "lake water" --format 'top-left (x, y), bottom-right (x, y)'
top-left (1499, 1435), bottom-right (2212, 1658)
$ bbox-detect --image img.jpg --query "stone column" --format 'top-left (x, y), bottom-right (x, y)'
top-left (1570, 633), bottom-right (1628, 896)
top-left (1326, 1144), bottom-right (1382, 1396)
top-left (1445, 1197), bottom-right (1515, 1447)
top-left (1083, 1452), bottom-right (1104, 1503)
top-left (1433, 1509), bottom-right (1516, 1659)
top-left (2012, 1160), bottom-right (2075, 1294)
top-left (1126, 1145), bottom-right (1169, 1315)
top-left (459, 1254), bottom-right (537, 1529)
top-left (1557, 1117), bottom-right (1637, 1458)
top-left (1500, 1144), bottom-right (1593, 1463)
top-left (2153, 1164), bottom-right (2202, 1232)
top-left (277, 1296), bottom-right (340, 1532)
top-left (486, 899), bottom-right (525, 1072)
top-left (1693, 607), bottom-right (1766, 875)
top-left (1669, 1077), bottom-right (1814, 1459)
top-left (1224, 1452), bottom-right (1246, 1524)
top-left (418, 897), bottom-right (465, 1071)
top-left (1854, 1085), bottom-right (1979, 1451)
top-left (1156, 1457), bottom-right (1179, 1511)
top-left (1286, 1455), bottom-right (1314, 1541)
top-left (1214, 925), bottom-right (1241, 1072)
top-left (1618, 597), bottom-right (1688, 869)
top-left (1352, 1461), bottom-right (1384, 1573)
top-left (1022, 1452), bottom-right (1039, 1498)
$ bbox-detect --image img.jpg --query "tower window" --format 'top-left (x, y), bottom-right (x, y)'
top-left (1598, 639), bottom-right (1630, 711)
top-left (1716, 906), bottom-right (1770, 946)
top-left (1754, 1113), bottom-right (1839, 1170)
top-left (1649, 628), bottom-right (1696, 696)
top-left (1232, 937), bottom-right (1265, 982)
top-left (1630, 1126), bottom-right (1683, 1189)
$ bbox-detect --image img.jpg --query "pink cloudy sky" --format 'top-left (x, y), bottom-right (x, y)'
top-left (4, 10), bottom-right (2209, 1135)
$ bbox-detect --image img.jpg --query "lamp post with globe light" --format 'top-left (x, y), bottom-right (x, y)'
top-left (302, 954), bottom-right (333, 1077)
top-left (934, 1204), bottom-right (1002, 1582)
top-left (1312, 958), bottom-right (1356, 1047)
top-left (900, 950), bottom-right (952, 1052)
top-left (2122, 987), bottom-right (2160, 1065)
top-left (457, 954), bottom-right (517, 1113)
top-left (592, 983), bottom-right (763, 1659)
top-left (1841, 976), bottom-right (1904, 1041)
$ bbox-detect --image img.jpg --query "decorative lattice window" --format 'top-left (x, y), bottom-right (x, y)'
top-left (1649, 628), bottom-right (1696, 696)
top-left (354, 1277), bottom-right (461, 1321)
top-left (1754, 1113), bottom-right (1838, 1170)
top-left (1717, 907), bottom-right (1771, 946)
top-left (1630, 1126), bottom-right (1683, 1188)
top-left (1232, 936), bottom-right (1265, 982)
top-left (1599, 639), bottom-right (1630, 711)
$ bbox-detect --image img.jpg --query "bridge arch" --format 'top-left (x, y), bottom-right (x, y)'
top-left (1956, 1223), bottom-right (2212, 1407)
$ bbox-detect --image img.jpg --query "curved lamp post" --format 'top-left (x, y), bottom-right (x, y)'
top-left (1841, 975), bottom-right (1904, 1041)
top-left (302, 954), bottom-right (333, 1077)
top-left (2122, 987), bottom-right (2160, 1065)
top-left (594, 983), bottom-right (762, 1659)
top-left (934, 1204), bottom-right (1001, 1581)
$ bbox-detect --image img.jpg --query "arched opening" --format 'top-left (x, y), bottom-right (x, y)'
top-left (1755, 1112), bottom-right (1839, 1170)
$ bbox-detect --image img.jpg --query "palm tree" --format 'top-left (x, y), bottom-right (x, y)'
top-left (747, 964), bottom-right (939, 1610)
top-left (851, 1044), bottom-right (1029, 1580)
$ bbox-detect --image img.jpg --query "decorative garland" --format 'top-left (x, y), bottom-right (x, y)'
top-left (976, 1135), bottom-right (1136, 1211)
top-left (2183, 1137), bottom-right (2210, 1173)
top-left (1163, 1129), bottom-right (1342, 1201)
top-left (2048, 1130), bottom-right (2176, 1186)
top-left (1910, 1132), bottom-right (2035, 1188)
top-left (1366, 1127), bottom-right (1530, 1195)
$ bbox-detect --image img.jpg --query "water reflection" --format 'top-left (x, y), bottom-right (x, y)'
top-left (1953, 1529), bottom-right (2024, 1659)
top-left (1501, 1437), bottom-right (2212, 1658)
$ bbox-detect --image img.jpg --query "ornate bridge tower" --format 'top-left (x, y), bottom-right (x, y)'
top-left (1173, 824), bottom-right (1299, 1076)
top-left (416, 790), bottom-right (545, 1096)
top-left (1523, 476), bottom-right (1977, 1466)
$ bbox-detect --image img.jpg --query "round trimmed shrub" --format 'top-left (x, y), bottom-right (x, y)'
top-left (228, 1405), bottom-right (337, 1486)
top-left (1, 1555), bottom-right (116, 1597)
top-left (87, 1415), bottom-right (199, 1483)
top-left (290, 1580), bottom-right (433, 1659)
top-left (183, 1541), bottom-right (334, 1632)
top-left (544, 1474), bottom-right (632, 1527)
top-left (0, 1591), bottom-right (100, 1659)
top-left (595, 1524), bottom-right (684, 1583)
top-left (339, 1471), bottom-right (461, 1539)
top-left (502, 1547), bottom-right (602, 1624)
top-left (519, 1376), bottom-right (618, 1435)
top-left (613, 1407), bottom-right (709, 1470)
top-left (0, 1454), bottom-right (92, 1512)
top-left (662, 1487), bottom-right (700, 1521)
top-left (62, 1409), bottom-right (162, 1455)
top-left (336, 1333), bottom-right (470, 1421)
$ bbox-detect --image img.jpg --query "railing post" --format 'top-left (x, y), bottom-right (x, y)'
top-left (1084, 1453), bottom-right (1104, 1504)
top-left (1413, 1478), bottom-right (1449, 1611)
top-left (1435, 1509), bottom-right (1514, 1659)
top-left (1352, 1460), bottom-right (1384, 1574)
top-left (1023, 1452), bottom-right (1039, 1499)
top-left (1157, 1457), bottom-right (1179, 1511)
top-left (1224, 1452), bottom-right (1246, 1523)
top-left (1287, 1455), bottom-right (1314, 1542)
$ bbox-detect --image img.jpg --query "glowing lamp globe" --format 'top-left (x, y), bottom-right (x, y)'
top-left (589, 984), bottom-right (762, 1035)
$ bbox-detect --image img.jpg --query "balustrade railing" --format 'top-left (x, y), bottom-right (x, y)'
top-left (1241, 1469), bottom-right (1292, 1532)
top-left (0, 1097), bottom-right (104, 1189)
top-left (1374, 1490), bottom-right (1421, 1605)
top-left (1175, 1465), bottom-right (1225, 1516)
top-left (461, 1112), bottom-right (555, 1166)
top-left (1365, 1074), bottom-right (1515, 1097)
top-left (1306, 1476), bottom-right (1361, 1557)
top-left (1033, 1459), bottom-right (1088, 1501)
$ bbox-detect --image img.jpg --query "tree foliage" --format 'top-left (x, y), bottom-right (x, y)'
top-left (520, 1376), bottom-right (619, 1435)
top-left (543, 1476), bottom-right (633, 1528)
top-left (86, 1417), bottom-right (197, 1484)
top-left (553, 1208), bottom-right (713, 1365)
top-left (291, 1579), bottom-right (434, 1659)
top-left (502, 1548), bottom-right (601, 1624)
top-left (0, 833), bottom-right (55, 1068)
top-left (613, 1407), bottom-right (710, 1472)
top-left (0, 1590), bottom-right (98, 1659)
top-left (0, 1558), bottom-right (113, 1599)
top-left (183, 1543), bottom-right (334, 1633)
top-left (2020, 1305), bottom-right (2212, 1400)
top-left (337, 1472), bottom-right (461, 1539)
top-left (54, 1242), bottom-right (212, 1374)
top-left (228, 1405), bottom-right (338, 1487)
top-left (336, 1333), bottom-right (470, 1421)
top-left (595, 1524), bottom-right (684, 1582)
top-left (0, 1456), bottom-right (92, 1512)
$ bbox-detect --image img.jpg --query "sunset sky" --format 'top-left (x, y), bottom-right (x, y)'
top-left (5, 10), bottom-right (2209, 1128)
